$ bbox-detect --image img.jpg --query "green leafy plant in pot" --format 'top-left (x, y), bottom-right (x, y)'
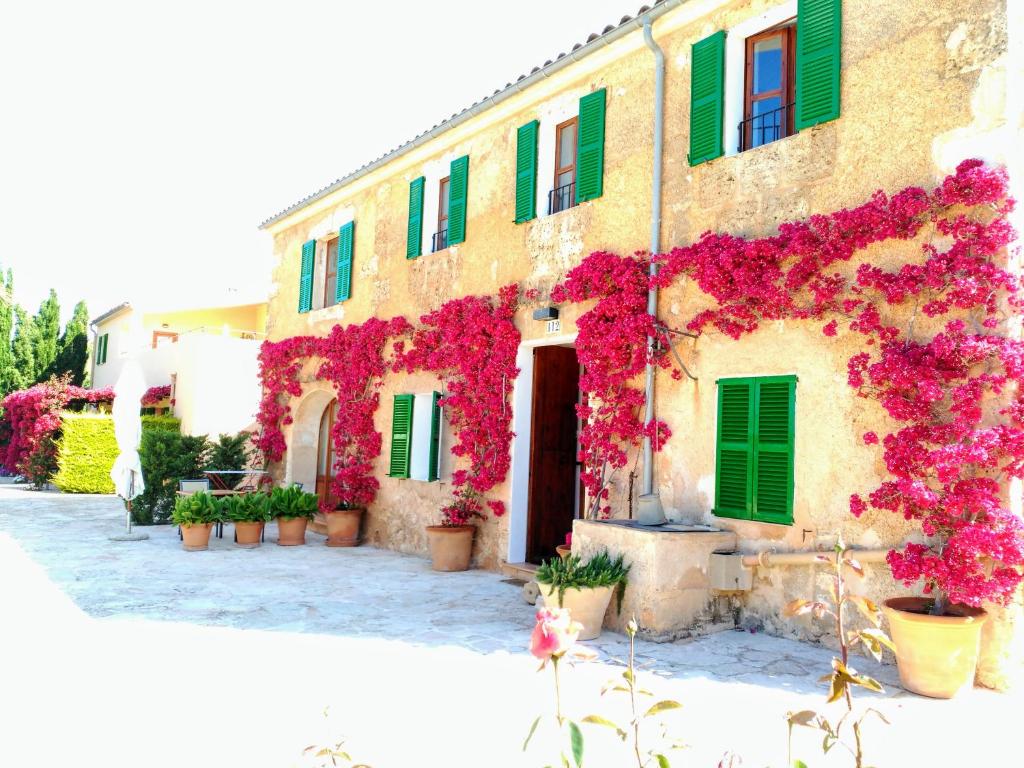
top-left (172, 491), bottom-right (222, 551)
top-left (269, 485), bottom-right (318, 546)
top-left (536, 551), bottom-right (630, 641)
top-left (222, 492), bottom-right (271, 548)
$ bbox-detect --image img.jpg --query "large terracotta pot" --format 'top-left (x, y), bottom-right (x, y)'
top-left (181, 523), bottom-right (213, 551)
top-left (235, 521), bottom-right (264, 548)
top-left (326, 508), bottom-right (364, 547)
top-left (426, 525), bottom-right (474, 571)
top-left (539, 583), bottom-right (613, 641)
top-left (883, 597), bottom-right (988, 699)
top-left (276, 517), bottom-right (308, 546)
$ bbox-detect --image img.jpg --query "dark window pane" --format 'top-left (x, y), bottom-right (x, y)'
top-left (751, 96), bottom-right (782, 147)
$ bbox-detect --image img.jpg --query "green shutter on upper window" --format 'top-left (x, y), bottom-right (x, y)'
top-left (101, 334), bottom-right (108, 364)
top-left (428, 391), bottom-right (442, 482)
top-left (795, 0), bottom-right (842, 130)
top-left (688, 30), bottom-right (726, 167)
top-left (514, 120), bottom-right (539, 223)
top-left (298, 239), bottom-right (315, 313)
top-left (388, 394), bottom-right (414, 479)
top-left (407, 176), bottom-right (425, 259)
top-left (714, 379), bottom-right (754, 519)
top-left (752, 377), bottom-right (796, 525)
top-left (447, 155), bottom-right (469, 245)
top-left (575, 88), bottom-right (606, 203)
top-left (335, 221), bottom-right (354, 303)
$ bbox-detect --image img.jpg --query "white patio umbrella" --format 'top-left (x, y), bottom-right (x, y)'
top-left (108, 360), bottom-right (149, 541)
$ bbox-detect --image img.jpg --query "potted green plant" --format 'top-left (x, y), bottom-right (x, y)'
top-left (172, 491), bottom-right (222, 551)
top-left (268, 485), bottom-right (318, 546)
top-left (222, 492), bottom-right (270, 548)
top-left (536, 551), bottom-right (630, 640)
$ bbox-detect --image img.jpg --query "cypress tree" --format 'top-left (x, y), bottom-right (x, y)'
top-left (30, 290), bottom-right (61, 383)
top-left (0, 270), bottom-right (16, 397)
top-left (49, 301), bottom-right (90, 386)
top-left (11, 306), bottom-right (36, 391)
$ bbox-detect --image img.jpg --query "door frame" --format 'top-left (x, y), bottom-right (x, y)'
top-left (507, 332), bottom-right (578, 564)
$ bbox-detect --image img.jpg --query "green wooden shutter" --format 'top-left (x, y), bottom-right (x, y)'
top-left (575, 88), bottom-right (606, 203)
top-left (95, 335), bottom-right (102, 364)
top-left (388, 394), bottom-right (414, 478)
top-left (795, 0), bottom-right (842, 130)
top-left (335, 221), bottom-right (354, 303)
top-left (298, 240), bottom-right (315, 313)
top-left (448, 155), bottom-right (469, 245)
top-left (406, 177), bottom-right (425, 259)
top-left (752, 377), bottom-right (796, 524)
top-left (714, 379), bottom-right (754, 519)
top-left (427, 391), bottom-right (442, 482)
top-left (101, 334), bottom-right (108, 364)
top-left (514, 120), bottom-right (539, 223)
top-left (688, 31), bottom-right (726, 166)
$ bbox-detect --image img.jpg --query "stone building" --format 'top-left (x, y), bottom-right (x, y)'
top-left (258, 0), bottom-right (1022, 687)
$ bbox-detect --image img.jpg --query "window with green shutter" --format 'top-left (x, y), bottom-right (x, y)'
top-left (336, 221), bottom-right (354, 303)
top-left (514, 120), bottom-right (539, 223)
top-left (795, 0), bottom-right (842, 130)
top-left (388, 394), bottom-right (414, 479)
top-left (428, 391), bottom-right (442, 482)
top-left (96, 333), bottom-right (109, 365)
top-left (575, 88), bottom-right (606, 203)
top-left (689, 30), bottom-right (726, 166)
top-left (407, 177), bottom-right (425, 259)
top-left (447, 155), bottom-right (469, 245)
top-left (714, 375), bottom-right (796, 525)
top-left (298, 239), bottom-right (315, 313)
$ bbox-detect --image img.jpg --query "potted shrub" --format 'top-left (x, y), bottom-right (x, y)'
top-left (268, 486), bottom-right (318, 546)
top-left (172, 491), bottom-right (222, 551)
top-left (426, 490), bottom-right (482, 571)
top-left (222, 492), bottom-right (270, 548)
top-left (323, 501), bottom-right (365, 548)
top-left (536, 551), bottom-right (630, 640)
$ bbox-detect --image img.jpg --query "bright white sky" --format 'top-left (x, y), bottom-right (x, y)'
top-left (1, 0), bottom-right (638, 325)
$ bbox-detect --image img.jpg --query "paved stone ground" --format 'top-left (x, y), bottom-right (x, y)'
top-left (0, 485), bottom-right (1016, 767)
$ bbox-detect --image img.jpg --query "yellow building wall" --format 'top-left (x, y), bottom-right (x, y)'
top-left (262, 0), bottom-right (1020, 687)
top-left (141, 303), bottom-right (267, 338)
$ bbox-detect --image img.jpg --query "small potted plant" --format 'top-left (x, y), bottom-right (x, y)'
top-left (222, 492), bottom-right (270, 548)
top-left (172, 491), bottom-right (222, 551)
top-left (426, 489), bottom-right (483, 571)
top-left (536, 551), bottom-right (630, 640)
top-left (268, 485), bottom-right (318, 546)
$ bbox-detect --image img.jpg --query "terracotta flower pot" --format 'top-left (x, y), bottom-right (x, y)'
top-left (555, 544), bottom-right (572, 561)
top-left (883, 596), bottom-right (988, 698)
top-left (276, 517), bottom-right (308, 546)
top-left (234, 521), bottom-right (264, 548)
top-left (426, 525), bottom-right (474, 571)
top-left (325, 508), bottom-right (364, 547)
top-left (539, 583), bottom-right (613, 641)
top-left (181, 522), bottom-right (213, 551)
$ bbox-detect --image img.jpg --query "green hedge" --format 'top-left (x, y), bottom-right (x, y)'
top-left (132, 431), bottom-right (210, 525)
top-left (53, 413), bottom-right (118, 494)
top-left (141, 414), bottom-right (181, 433)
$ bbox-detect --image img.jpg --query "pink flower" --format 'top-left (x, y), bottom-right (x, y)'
top-left (862, 432), bottom-right (878, 445)
top-left (529, 607), bottom-right (582, 662)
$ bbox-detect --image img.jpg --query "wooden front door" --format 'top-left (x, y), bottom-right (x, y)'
top-left (527, 345), bottom-right (580, 564)
top-left (315, 399), bottom-right (339, 507)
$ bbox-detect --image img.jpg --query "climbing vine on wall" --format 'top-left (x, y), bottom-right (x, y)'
top-left (256, 288), bottom-right (521, 519)
top-left (553, 160), bottom-right (1024, 609)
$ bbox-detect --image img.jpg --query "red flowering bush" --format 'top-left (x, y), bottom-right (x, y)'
top-left (141, 385), bottom-right (172, 406)
top-left (394, 285), bottom-right (521, 521)
top-left (0, 375), bottom-right (115, 486)
top-left (556, 160), bottom-right (1024, 610)
top-left (254, 335), bottom-right (323, 462)
top-left (551, 251), bottom-right (673, 518)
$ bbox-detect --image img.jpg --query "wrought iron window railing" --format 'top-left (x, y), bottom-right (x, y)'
top-left (738, 102), bottom-right (794, 152)
top-left (432, 228), bottom-right (448, 253)
top-left (547, 182), bottom-right (577, 215)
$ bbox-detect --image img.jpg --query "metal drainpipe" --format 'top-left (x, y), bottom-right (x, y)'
top-left (640, 17), bottom-right (665, 505)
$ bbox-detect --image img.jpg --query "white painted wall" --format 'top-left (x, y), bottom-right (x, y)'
top-left (172, 333), bottom-right (262, 438)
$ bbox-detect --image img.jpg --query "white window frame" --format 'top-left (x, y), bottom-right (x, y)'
top-left (723, 0), bottom-right (798, 157)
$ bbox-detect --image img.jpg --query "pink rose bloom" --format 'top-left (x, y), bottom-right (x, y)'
top-left (529, 607), bottom-right (582, 661)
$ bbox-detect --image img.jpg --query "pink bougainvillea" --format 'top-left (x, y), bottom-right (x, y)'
top-left (141, 385), bottom-right (172, 406)
top-left (554, 160), bottom-right (1024, 610)
top-left (0, 375), bottom-right (115, 482)
top-left (394, 285), bottom-right (521, 524)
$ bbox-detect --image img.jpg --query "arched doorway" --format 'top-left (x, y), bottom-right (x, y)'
top-left (315, 399), bottom-right (339, 508)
